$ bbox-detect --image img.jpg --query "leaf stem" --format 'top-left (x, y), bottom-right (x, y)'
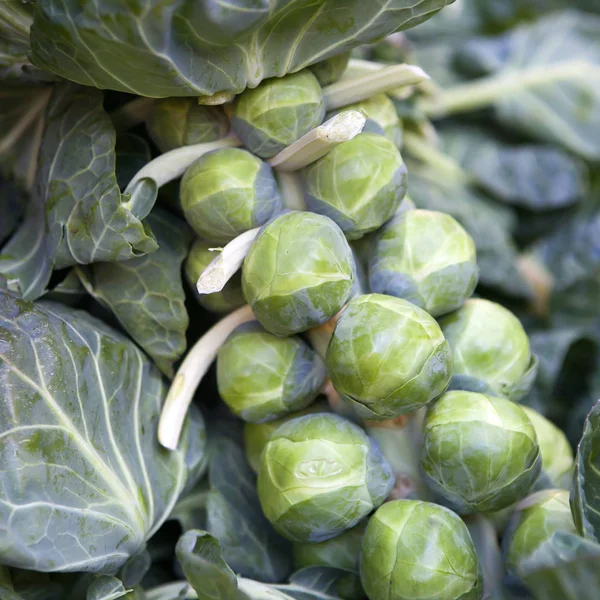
top-left (268, 110), bottom-right (366, 171)
top-left (110, 97), bottom-right (156, 132)
top-left (158, 305), bottom-right (255, 450)
top-left (276, 172), bottom-right (306, 211)
top-left (125, 134), bottom-right (241, 192)
top-left (196, 228), bottom-right (261, 294)
top-left (324, 63), bottom-right (429, 110)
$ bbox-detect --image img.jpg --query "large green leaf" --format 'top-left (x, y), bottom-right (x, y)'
top-left (205, 437), bottom-right (292, 583)
top-left (0, 291), bottom-right (205, 573)
top-left (572, 400), bottom-right (600, 541)
top-left (439, 125), bottom-right (587, 211)
top-left (76, 209), bottom-right (191, 378)
top-left (0, 84), bottom-right (158, 300)
top-left (0, 180), bottom-right (26, 246)
top-left (29, 0), bottom-right (454, 97)
top-left (428, 11), bottom-right (600, 159)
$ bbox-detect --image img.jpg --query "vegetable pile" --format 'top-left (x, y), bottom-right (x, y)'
top-left (1, 1), bottom-right (600, 599)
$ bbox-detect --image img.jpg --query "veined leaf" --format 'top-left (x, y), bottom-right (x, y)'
top-left (572, 400), bottom-right (600, 541)
top-left (76, 209), bottom-right (192, 378)
top-left (30, 0), bottom-right (454, 97)
top-left (86, 576), bottom-right (133, 600)
top-left (0, 84), bottom-right (158, 300)
top-left (440, 125), bottom-right (587, 211)
top-left (0, 291), bottom-right (206, 573)
top-left (427, 11), bottom-right (600, 159)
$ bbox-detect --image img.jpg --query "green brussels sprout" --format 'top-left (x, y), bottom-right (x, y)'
top-left (244, 400), bottom-right (330, 473)
top-left (369, 210), bottom-right (478, 317)
top-left (504, 489), bottom-right (578, 575)
top-left (257, 413), bottom-right (394, 543)
top-left (360, 500), bottom-right (483, 600)
top-left (341, 94), bottom-right (403, 147)
top-left (146, 98), bottom-right (230, 152)
top-left (439, 299), bottom-right (538, 401)
top-left (420, 391), bottom-right (542, 514)
top-left (232, 70), bottom-right (325, 158)
top-left (217, 322), bottom-right (326, 423)
top-left (303, 133), bottom-right (408, 240)
top-left (522, 407), bottom-right (574, 489)
top-left (242, 211), bottom-right (354, 336)
top-left (326, 294), bottom-right (452, 420)
top-left (294, 520), bottom-right (367, 600)
top-left (180, 147), bottom-right (282, 243)
top-left (309, 51), bottom-right (351, 86)
top-left (184, 238), bottom-right (245, 313)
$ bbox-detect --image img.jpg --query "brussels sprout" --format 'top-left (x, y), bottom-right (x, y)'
top-left (184, 238), bottom-right (245, 313)
top-left (257, 413), bottom-right (394, 543)
top-left (232, 70), bottom-right (325, 158)
top-left (309, 52), bottom-right (351, 86)
top-left (341, 93), bottom-right (403, 147)
top-left (504, 489), bottom-right (578, 575)
top-left (242, 211), bottom-right (354, 336)
top-left (360, 500), bottom-right (483, 600)
top-left (294, 520), bottom-right (367, 600)
top-left (217, 322), bottom-right (326, 423)
top-left (522, 407), bottom-right (574, 489)
top-left (326, 294), bottom-right (452, 420)
top-left (369, 209), bottom-right (478, 317)
top-left (146, 98), bottom-right (230, 152)
top-left (243, 400), bottom-right (330, 473)
top-left (439, 299), bottom-right (538, 401)
top-left (180, 147), bottom-right (282, 243)
top-left (420, 391), bottom-right (542, 514)
top-left (303, 133), bottom-right (408, 240)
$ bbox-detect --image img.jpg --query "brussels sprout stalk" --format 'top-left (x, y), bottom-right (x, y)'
top-left (276, 172), bottom-right (307, 210)
top-left (323, 63), bottom-right (429, 110)
top-left (125, 133), bottom-right (241, 192)
top-left (267, 110), bottom-right (366, 171)
top-left (403, 132), bottom-right (471, 184)
top-left (197, 91), bottom-right (235, 105)
top-left (196, 227), bottom-right (261, 294)
top-left (110, 96), bottom-right (156, 132)
top-left (158, 304), bottom-right (255, 450)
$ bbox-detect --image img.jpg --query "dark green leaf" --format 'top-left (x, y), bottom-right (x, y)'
top-left (440, 125), bottom-right (586, 210)
top-left (115, 135), bottom-right (152, 191)
top-left (0, 291), bottom-right (204, 572)
top-left (86, 576), bottom-right (132, 600)
top-left (572, 400), bottom-right (600, 540)
top-left (175, 530), bottom-right (238, 600)
top-left (75, 209), bottom-right (191, 377)
top-left (30, 1), bottom-right (454, 97)
top-left (0, 180), bottom-right (26, 246)
top-left (206, 437), bottom-right (292, 583)
top-left (0, 83), bottom-right (158, 300)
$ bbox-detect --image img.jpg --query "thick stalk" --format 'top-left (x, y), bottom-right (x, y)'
top-left (268, 110), bottom-right (366, 171)
top-left (276, 172), bottom-right (306, 211)
top-left (125, 134), bottom-right (240, 192)
top-left (196, 227), bottom-right (261, 294)
top-left (158, 305), bottom-right (255, 450)
top-left (324, 63), bottom-right (429, 110)
top-left (402, 132), bottom-right (472, 184)
top-left (421, 62), bottom-right (591, 117)
top-left (516, 253), bottom-right (553, 317)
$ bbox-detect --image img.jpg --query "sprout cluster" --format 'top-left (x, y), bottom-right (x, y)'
top-left (158, 56), bottom-right (554, 600)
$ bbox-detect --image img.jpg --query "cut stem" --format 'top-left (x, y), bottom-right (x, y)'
top-left (110, 97), bottom-right (156, 132)
top-left (268, 110), bottom-right (366, 171)
top-left (158, 305), bottom-right (255, 450)
top-left (324, 63), bottom-right (430, 110)
top-left (276, 172), bottom-right (306, 210)
top-left (196, 227), bottom-right (261, 294)
top-left (125, 134), bottom-right (241, 192)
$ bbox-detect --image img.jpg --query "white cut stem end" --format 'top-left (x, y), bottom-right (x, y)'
top-left (196, 227), bottom-right (261, 294)
top-left (268, 110), bottom-right (366, 171)
top-left (158, 305), bottom-right (255, 450)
